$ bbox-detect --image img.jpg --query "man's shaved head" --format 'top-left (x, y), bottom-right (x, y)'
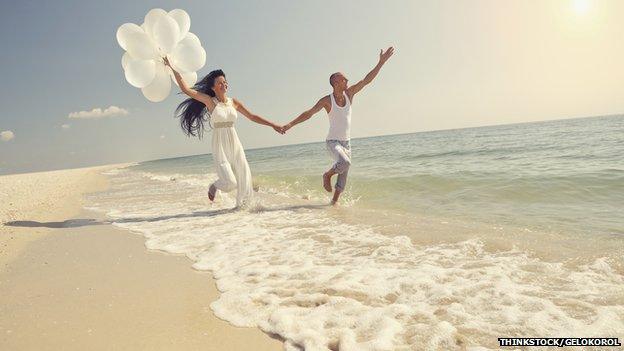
top-left (329, 72), bottom-right (340, 87)
top-left (329, 72), bottom-right (348, 89)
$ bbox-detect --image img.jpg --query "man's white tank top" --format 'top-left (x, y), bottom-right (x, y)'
top-left (326, 91), bottom-right (352, 141)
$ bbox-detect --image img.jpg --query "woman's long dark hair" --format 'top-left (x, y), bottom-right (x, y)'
top-left (175, 69), bottom-right (225, 138)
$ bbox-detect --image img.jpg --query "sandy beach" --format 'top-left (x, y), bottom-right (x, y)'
top-left (0, 166), bottom-right (282, 350)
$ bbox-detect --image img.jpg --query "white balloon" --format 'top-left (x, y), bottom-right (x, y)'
top-left (171, 44), bottom-right (206, 73)
top-left (125, 31), bottom-right (159, 60)
top-left (116, 23), bottom-right (143, 51)
top-left (124, 59), bottom-right (156, 88)
top-left (142, 63), bottom-right (171, 102)
top-left (168, 67), bottom-right (197, 88)
top-left (183, 32), bottom-right (201, 47)
top-left (118, 8), bottom-right (203, 102)
top-left (143, 8), bottom-right (167, 37)
top-left (152, 15), bottom-right (180, 54)
top-left (168, 9), bottom-right (191, 39)
top-left (121, 51), bottom-right (133, 70)
top-left (177, 32), bottom-right (202, 49)
top-left (183, 71), bottom-right (198, 87)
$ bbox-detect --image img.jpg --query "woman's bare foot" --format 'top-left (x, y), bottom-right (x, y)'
top-left (322, 172), bottom-right (333, 192)
top-left (208, 184), bottom-right (217, 201)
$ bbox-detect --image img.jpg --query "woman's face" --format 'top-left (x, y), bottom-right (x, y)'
top-left (212, 75), bottom-right (228, 95)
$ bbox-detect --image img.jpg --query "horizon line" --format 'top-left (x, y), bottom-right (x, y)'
top-left (136, 112), bottom-right (622, 165)
top-left (1, 112), bottom-right (620, 176)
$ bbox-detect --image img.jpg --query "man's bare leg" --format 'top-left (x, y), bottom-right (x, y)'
top-left (330, 188), bottom-right (342, 205)
top-left (323, 169), bottom-right (336, 192)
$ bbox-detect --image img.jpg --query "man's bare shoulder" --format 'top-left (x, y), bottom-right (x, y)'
top-left (318, 95), bottom-right (331, 112)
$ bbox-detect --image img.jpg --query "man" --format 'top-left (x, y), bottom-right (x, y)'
top-left (282, 47), bottom-right (394, 204)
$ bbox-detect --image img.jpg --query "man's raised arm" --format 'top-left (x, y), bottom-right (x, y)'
top-left (347, 47), bottom-right (394, 97)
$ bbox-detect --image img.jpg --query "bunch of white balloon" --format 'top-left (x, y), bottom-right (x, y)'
top-left (116, 8), bottom-right (206, 102)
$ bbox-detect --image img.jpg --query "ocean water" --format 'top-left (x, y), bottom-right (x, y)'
top-left (86, 115), bottom-right (624, 350)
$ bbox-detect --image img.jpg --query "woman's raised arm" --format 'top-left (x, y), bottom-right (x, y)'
top-left (163, 57), bottom-right (215, 111)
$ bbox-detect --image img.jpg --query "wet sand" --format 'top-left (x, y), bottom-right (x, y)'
top-left (0, 166), bottom-right (282, 350)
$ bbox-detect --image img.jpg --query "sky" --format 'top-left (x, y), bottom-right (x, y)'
top-left (1, 0), bottom-right (623, 175)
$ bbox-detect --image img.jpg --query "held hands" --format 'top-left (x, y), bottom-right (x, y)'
top-left (379, 47), bottom-right (394, 65)
top-left (272, 123), bottom-right (292, 135)
top-left (272, 124), bottom-right (286, 135)
top-left (281, 123), bottom-right (293, 134)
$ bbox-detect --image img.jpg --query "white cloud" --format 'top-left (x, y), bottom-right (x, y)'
top-left (61, 124), bottom-right (71, 129)
top-left (68, 105), bottom-right (129, 119)
top-left (1, 130), bottom-right (15, 142)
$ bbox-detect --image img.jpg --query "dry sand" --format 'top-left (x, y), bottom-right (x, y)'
top-left (0, 166), bottom-right (282, 350)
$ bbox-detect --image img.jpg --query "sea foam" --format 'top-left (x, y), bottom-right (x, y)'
top-left (87, 167), bottom-right (624, 350)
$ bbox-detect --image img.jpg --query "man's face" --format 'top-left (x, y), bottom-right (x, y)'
top-left (332, 72), bottom-right (349, 89)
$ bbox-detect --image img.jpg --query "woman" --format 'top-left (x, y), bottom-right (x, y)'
top-left (164, 57), bottom-right (283, 208)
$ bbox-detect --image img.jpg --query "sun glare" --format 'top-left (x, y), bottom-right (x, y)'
top-left (573, 0), bottom-right (591, 15)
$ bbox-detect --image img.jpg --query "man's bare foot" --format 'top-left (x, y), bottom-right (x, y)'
top-left (322, 172), bottom-right (333, 192)
top-left (208, 184), bottom-right (217, 201)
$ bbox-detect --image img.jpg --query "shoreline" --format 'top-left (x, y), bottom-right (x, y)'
top-left (1, 165), bottom-right (115, 271)
top-left (0, 165), bottom-right (282, 350)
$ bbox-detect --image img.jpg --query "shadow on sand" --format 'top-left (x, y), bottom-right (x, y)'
top-left (3, 203), bottom-right (329, 229)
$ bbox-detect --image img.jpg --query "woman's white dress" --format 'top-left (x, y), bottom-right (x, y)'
top-left (209, 97), bottom-right (253, 207)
